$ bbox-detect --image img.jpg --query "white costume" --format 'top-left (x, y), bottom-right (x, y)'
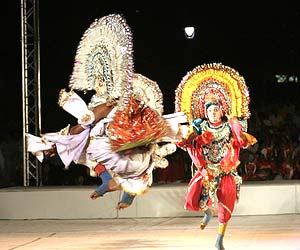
top-left (27, 90), bottom-right (186, 195)
top-left (26, 14), bottom-right (187, 198)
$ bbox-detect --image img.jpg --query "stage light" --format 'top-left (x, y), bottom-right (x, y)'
top-left (184, 26), bottom-right (195, 39)
top-left (275, 74), bottom-right (299, 83)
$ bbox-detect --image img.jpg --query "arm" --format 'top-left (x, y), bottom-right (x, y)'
top-left (229, 116), bottom-right (257, 148)
top-left (69, 124), bottom-right (86, 135)
top-left (69, 101), bottom-right (116, 135)
top-left (91, 101), bottom-right (115, 124)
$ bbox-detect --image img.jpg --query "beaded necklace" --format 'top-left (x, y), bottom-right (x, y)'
top-left (201, 120), bottom-right (231, 164)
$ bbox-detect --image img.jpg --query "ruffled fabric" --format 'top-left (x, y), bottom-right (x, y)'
top-left (107, 97), bottom-right (168, 152)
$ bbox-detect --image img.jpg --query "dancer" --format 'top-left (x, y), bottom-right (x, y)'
top-left (27, 77), bottom-right (185, 210)
top-left (27, 14), bottom-right (187, 209)
top-left (175, 63), bottom-right (257, 250)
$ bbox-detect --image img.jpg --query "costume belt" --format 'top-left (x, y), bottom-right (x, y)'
top-left (206, 163), bottom-right (224, 178)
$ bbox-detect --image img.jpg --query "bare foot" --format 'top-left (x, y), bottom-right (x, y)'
top-left (90, 191), bottom-right (101, 200)
top-left (116, 202), bottom-right (131, 210)
top-left (200, 222), bottom-right (207, 230)
top-left (90, 179), bottom-right (121, 200)
top-left (200, 207), bottom-right (217, 230)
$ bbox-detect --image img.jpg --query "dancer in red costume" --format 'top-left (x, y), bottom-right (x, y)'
top-left (175, 63), bottom-right (257, 250)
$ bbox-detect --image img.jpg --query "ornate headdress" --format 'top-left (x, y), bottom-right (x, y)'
top-left (175, 63), bottom-right (251, 132)
top-left (66, 14), bottom-right (167, 152)
top-left (68, 14), bottom-right (134, 104)
top-left (131, 73), bottom-right (164, 115)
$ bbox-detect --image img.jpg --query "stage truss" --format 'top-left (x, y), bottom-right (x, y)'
top-left (21, 0), bottom-right (42, 186)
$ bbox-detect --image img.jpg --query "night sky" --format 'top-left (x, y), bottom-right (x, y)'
top-left (1, 1), bottom-right (299, 135)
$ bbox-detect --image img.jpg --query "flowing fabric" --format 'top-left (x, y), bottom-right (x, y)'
top-left (181, 118), bottom-right (256, 223)
top-left (217, 174), bottom-right (237, 223)
top-left (184, 169), bottom-right (213, 211)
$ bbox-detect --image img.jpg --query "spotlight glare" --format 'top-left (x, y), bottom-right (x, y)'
top-left (184, 26), bottom-right (195, 39)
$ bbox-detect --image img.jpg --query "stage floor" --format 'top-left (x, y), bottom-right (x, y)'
top-left (0, 214), bottom-right (299, 250)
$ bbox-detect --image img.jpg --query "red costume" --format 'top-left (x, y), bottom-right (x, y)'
top-left (182, 116), bottom-right (256, 223)
top-left (175, 63), bottom-right (257, 250)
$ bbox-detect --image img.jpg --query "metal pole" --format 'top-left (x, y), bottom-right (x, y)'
top-left (21, 0), bottom-right (41, 186)
top-left (21, 0), bottom-right (28, 186)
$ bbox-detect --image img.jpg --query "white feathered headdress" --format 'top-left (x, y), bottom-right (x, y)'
top-left (69, 14), bottom-right (134, 103)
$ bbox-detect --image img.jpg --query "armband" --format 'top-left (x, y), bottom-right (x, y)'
top-left (78, 110), bottom-right (95, 126)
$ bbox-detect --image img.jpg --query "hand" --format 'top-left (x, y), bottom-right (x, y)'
top-left (106, 99), bottom-right (116, 107)
top-left (192, 118), bottom-right (203, 134)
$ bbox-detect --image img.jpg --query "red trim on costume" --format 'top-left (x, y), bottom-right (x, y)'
top-left (196, 131), bottom-right (214, 145)
top-left (94, 164), bottom-right (106, 176)
top-left (210, 121), bottom-right (223, 127)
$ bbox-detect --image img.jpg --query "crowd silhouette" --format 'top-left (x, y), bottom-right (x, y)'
top-left (1, 100), bottom-right (300, 187)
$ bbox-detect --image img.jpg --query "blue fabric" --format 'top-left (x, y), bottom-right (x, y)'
top-left (119, 192), bottom-right (135, 205)
top-left (202, 208), bottom-right (212, 224)
top-left (192, 118), bottom-right (203, 134)
top-left (94, 170), bottom-right (112, 196)
top-left (215, 234), bottom-right (224, 250)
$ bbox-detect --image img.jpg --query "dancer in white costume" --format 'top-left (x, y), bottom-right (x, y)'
top-left (27, 14), bottom-right (187, 209)
top-left (27, 78), bottom-right (186, 209)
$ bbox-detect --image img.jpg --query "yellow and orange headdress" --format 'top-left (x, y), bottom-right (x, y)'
top-left (175, 63), bottom-right (251, 134)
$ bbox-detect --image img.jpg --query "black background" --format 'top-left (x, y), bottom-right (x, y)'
top-left (1, 1), bottom-right (299, 134)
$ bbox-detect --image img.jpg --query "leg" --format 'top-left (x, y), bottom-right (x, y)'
top-left (116, 192), bottom-right (136, 210)
top-left (90, 178), bottom-right (121, 199)
top-left (200, 207), bottom-right (212, 230)
top-left (90, 164), bottom-right (120, 199)
top-left (215, 175), bottom-right (237, 250)
top-left (215, 223), bottom-right (227, 250)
